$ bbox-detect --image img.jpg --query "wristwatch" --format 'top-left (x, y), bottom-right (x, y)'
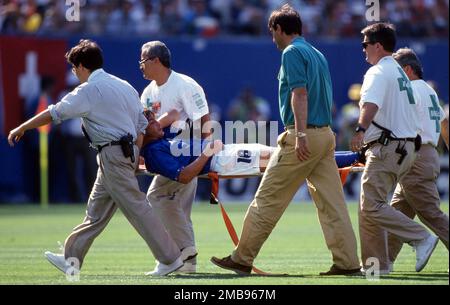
top-left (295, 131), bottom-right (307, 138)
top-left (355, 125), bottom-right (366, 133)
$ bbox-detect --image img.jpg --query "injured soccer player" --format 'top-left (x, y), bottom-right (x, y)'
top-left (141, 110), bottom-right (275, 184)
top-left (141, 110), bottom-right (362, 184)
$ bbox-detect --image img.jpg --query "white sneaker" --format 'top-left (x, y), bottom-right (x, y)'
top-left (45, 251), bottom-right (68, 274)
top-left (145, 257), bottom-right (184, 276)
top-left (180, 246), bottom-right (198, 262)
top-left (411, 234), bottom-right (439, 272)
top-left (174, 262), bottom-right (197, 273)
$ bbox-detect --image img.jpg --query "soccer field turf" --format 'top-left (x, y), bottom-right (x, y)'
top-left (0, 202), bottom-right (448, 285)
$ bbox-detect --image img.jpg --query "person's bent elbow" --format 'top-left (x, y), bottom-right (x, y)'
top-left (177, 174), bottom-right (194, 184)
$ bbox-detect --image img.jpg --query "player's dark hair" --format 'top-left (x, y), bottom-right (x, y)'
top-left (361, 23), bottom-right (396, 52)
top-left (141, 41), bottom-right (171, 69)
top-left (393, 48), bottom-right (424, 79)
top-left (65, 39), bottom-right (103, 71)
top-left (268, 4), bottom-right (302, 36)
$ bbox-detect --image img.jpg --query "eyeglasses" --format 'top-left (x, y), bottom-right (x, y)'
top-left (362, 41), bottom-right (376, 49)
top-left (139, 57), bottom-right (156, 65)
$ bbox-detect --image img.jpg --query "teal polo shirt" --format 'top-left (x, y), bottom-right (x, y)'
top-left (278, 37), bottom-right (333, 127)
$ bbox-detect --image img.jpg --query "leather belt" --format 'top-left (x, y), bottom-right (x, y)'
top-left (284, 124), bottom-right (330, 130)
top-left (97, 141), bottom-right (121, 152)
top-left (365, 137), bottom-right (416, 148)
top-left (307, 124), bottom-right (329, 129)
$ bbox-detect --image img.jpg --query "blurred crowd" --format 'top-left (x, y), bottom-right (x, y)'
top-left (1, 0), bottom-right (449, 38)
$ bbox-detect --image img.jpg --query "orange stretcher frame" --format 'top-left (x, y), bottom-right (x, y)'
top-left (137, 163), bottom-right (365, 275)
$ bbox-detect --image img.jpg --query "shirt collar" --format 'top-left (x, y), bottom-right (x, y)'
top-left (87, 68), bottom-right (105, 82)
top-left (379, 55), bottom-right (393, 63)
top-left (292, 36), bottom-right (305, 43)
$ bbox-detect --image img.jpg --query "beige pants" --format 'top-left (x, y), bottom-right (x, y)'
top-left (147, 176), bottom-right (197, 253)
top-left (388, 144), bottom-right (449, 263)
top-left (359, 141), bottom-right (430, 270)
top-left (63, 145), bottom-right (180, 268)
top-left (231, 127), bottom-right (360, 270)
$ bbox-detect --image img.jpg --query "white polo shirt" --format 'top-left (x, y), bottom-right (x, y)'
top-left (412, 79), bottom-right (446, 147)
top-left (141, 70), bottom-right (209, 131)
top-left (360, 56), bottom-right (421, 143)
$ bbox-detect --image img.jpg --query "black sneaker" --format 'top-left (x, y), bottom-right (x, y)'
top-left (211, 255), bottom-right (252, 275)
top-left (319, 264), bottom-right (362, 276)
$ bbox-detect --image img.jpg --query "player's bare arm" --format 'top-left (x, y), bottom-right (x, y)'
top-left (178, 139), bottom-right (223, 184)
top-left (157, 109), bottom-right (181, 128)
top-left (200, 113), bottom-right (212, 139)
top-left (8, 109), bottom-right (53, 147)
top-left (350, 102), bottom-right (379, 151)
top-left (291, 87), bottom-right (310, 161)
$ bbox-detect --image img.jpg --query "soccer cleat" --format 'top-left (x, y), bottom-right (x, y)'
top-left (411, 234), bottom-right (439, 272)
top-left (45, 251), bottom-right (68, 274)
top-left (145, 257), bottom-right (184, 276)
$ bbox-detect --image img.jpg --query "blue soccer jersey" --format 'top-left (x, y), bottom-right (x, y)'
top-left (141, 138), bottom-right (213, 181)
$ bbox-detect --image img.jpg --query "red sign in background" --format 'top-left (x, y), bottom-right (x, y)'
top-left (0, 36), bottom-right (67, 135)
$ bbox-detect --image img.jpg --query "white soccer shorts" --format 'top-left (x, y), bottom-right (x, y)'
top-left (210, 143), bottom-right (275, 176)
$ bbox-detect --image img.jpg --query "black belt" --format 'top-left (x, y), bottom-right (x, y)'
top-left (307, 124), bottom-right (329, 129)
top-left (366, 137), bottom-right (416, 147)
top-left (97, 141), bottom-right (121, 152)
top-left (285, 124), bottom-right (329, 130)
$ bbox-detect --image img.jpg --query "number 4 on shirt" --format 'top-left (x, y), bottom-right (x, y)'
top-left (397, 67), bottom-right (416, 105)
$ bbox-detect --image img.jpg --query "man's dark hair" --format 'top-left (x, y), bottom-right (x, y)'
top-left (268, 4), bottom-right (302, 36)
top-left (361, 23), bottom-right (396, 52)
top-left (141, 41), bottom-right (171, 69)
top-left (65, 39), bottom-right (103, 71)
top-left (393, 48), bottom-right (424, 79)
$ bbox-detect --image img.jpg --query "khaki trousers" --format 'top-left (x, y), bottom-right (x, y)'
top-left (388, 145), bottom-right (449, 263)
top-left (231, 127), bottom-right (360, 270)
top-left (63, 145), bottom-right (180, 268)
top-left (359, 141), bottom-right (430, 270)
top-left (147, 176), bottom-right (198, 253)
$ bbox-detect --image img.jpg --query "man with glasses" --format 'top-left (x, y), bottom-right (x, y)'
top-left (139, 41), bottom-right (211, 273)
top-left (350, 23), bottom-right (439, 274)
top-left (387, 48), bottom-right (449, 270)
top-left (8, 39), bottom-right (183, 276)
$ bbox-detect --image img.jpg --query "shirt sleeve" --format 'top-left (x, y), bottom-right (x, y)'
top-left (360, 68), bottom-right (387, 108)
top-left (438, 97), bottom-right (446, 123)
top-left (282, 47), bottom-right (307, 90)
top-left (181, 82), bottom-right (209, 122)
top-left (48, 84), bottom-right (92, 125)
top-left (135, 92), bottom-right (148, 135)
top-left (149, 149), bottom-right (185, 181)
top-left (140, 86), bottom-right (151, 109)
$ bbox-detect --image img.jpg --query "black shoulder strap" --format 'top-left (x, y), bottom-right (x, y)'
top-left (371, 120), bottom-right (391, 133)
top-left (81, 123), bottom-right (92, 144)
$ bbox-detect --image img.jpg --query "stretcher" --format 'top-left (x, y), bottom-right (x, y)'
top-left (136, 157), bottom-right (365, 275)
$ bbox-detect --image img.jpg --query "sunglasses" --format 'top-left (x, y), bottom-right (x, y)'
top-left (139, 56), bottom-right (156, 65)
top-left (362, 41), bottom-right (376, 49)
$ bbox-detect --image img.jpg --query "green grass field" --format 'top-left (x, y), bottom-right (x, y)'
top-left (0, 202), bottom-right (448, 285)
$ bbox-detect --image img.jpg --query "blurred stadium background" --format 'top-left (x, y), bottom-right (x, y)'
top-left (0, 0), bottom-right (448, 204)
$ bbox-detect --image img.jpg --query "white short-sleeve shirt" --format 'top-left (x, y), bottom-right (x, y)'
top-left (412, 79), bottom-right (446, 147)
top-left (140, 70), bottom-right (209, 131)
top-left (360, 56), bottom-right (421, 143)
